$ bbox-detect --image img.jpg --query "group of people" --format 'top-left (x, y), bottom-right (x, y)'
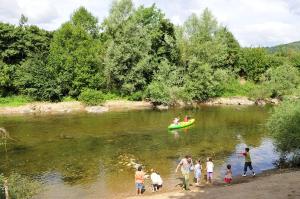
top-left (175, 147), bottom-right (256, 191)
top-left (135, 166), bottom-right (163, 195)
top-left (173, 116), bottom-right (190, 124)
top-left (135, 147), bottom-right (255, 194)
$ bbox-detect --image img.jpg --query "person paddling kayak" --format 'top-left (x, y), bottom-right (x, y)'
top-left (173, 117), bottom-right (180, 125)
top-left (184, 116), bottom-right (189, 122)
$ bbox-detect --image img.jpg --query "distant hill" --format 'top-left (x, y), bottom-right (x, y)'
top-left (266, 41), bottom-right (300, 53)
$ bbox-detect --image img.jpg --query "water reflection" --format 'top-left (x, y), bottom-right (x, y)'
top-left (0, 106), bottom-right (278, 198)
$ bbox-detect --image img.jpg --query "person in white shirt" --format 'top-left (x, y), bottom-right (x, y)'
top-left (150, 169), bottom-right (163, 192)
top-left (173, 117), bottom-right (180, 125)
top-left (206, 157), bottom-right (214, 184)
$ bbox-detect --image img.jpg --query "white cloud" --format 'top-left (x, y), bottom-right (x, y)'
top-left (0, 0), bottom-right (299, 47)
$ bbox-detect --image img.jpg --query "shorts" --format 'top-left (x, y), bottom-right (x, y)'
top-left (135, 183), bottom-right (144, 190)
top-left (153, 184), bottom-right (162, 190)
top-left (207, 172), bottom-right (213, 179)
top-left (224, 177), bottom-right (232, 183)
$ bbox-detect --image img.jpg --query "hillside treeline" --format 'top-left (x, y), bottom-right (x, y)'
top-left (0, 0), bottom-right (299, 104)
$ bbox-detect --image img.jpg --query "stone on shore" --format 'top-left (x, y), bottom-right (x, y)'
top-left (205, 97), bottom-right (255, 106)
top-left (85, 106), bottom-right (109, 113)
top-left (156, 105), bottom-right (169, 110)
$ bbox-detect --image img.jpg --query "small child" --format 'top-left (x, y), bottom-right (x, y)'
top-left (194, 160), bottom-right (202, 185)
top-left (224, 164), bottom-right (232, 184)
top-left (135, 166), bottom-right (145, 195)
top-left (241, 148), bottom-right (255, 177)
top-left (150, 169), bottom-right (163, 192)
top-left (206, 157), bottom-right (214, 184)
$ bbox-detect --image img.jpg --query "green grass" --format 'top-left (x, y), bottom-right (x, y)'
top-left (222, 80), bottom-right (258, 97)
top-left (62, 96), bottom-right (76, 102)
top-left (0, 95), bottom-right (33, 107)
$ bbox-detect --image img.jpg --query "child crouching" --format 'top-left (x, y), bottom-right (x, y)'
top-left (150, 169), bottom-right (163, 192)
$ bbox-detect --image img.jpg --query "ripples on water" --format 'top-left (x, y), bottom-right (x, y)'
top-left (0, 105), bottom-right (279, 198)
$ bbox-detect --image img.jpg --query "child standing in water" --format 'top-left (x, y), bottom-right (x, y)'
top-left (135, 166), bottom-right (145, 195)
top-left (206, 157), bottom-right (214, 184)
top-left (150, 169), bottom-right (163, 192)
top-left (241, 148), bottom-right (255, 177)
top-left (194, 160), bottom-right (202, 185)
top-left (224, 164), bottom-right (232, 184)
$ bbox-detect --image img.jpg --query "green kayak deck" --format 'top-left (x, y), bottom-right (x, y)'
top-left (168, 119), bottom-right (195, 130)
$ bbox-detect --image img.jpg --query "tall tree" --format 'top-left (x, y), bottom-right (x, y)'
top-left (179, 8), bottom-right (235, 69)
top-left (102, 1), bottom-right (180, 95)
top-left (48, 7), bottom-right (103, 98)
top-left (0, 22), bottom-right (52, 96)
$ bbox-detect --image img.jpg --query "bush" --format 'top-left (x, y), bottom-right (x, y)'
top-left (0, 95), bottom-right (33, 107)
top-left (15, 56), bottom-right (62, 101)
top-left (223, 79), bottom-right (257, 97)
top-left (237, 47), bottom-right (270, 82)
top-left (78, 89), bottom-right (105, 105)
top-left (62, 96), bottom-right (76, 102)
top-left (146, 82), bottom-right (172, 105)
top-left (102, 93), bottom-right (120, 101)
top-left (267, 100), bottom-right (300, 153)
top-left (264, 64), bottom-right (300, 98)
top-left (267, 100), bottom-right (300, 167)
top-left (183, 61), bottom-right (228, 101)
top-left (251, 64), bottom-right (300, 99)
top-left (0, 173), bottom-right (42, 199)
top-left (127, 91), bottom-right (144, 101)
top-left (249, 84), bottom-right (272, 100)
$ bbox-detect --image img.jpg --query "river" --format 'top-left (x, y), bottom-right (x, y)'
top-left (0, 105), bottom-right (279, 198)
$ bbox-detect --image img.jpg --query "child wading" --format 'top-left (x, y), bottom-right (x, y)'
top-left (224, 164), bottom-right (232, 184)
top-left (150, 169), bottom-right (163, 192)
top-left (194, 160), bottom-right (202, 185)
top-left (135, 166), bottom-right (145, 195)
top-left (206, 157), bottom-right (214, 184)
top-left (242, 148), bottom-right (255, 177)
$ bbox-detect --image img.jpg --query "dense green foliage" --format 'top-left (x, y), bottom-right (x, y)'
top-left (0, 22), bottom-right (52, 97)
top-left (78, 89), bottom-right (105, 105)
top-left (267, 100), bottom-right (300, 166)
top-left (250, 64), bottom-right (300, 99)
top-left (0, 0), bottom-right (300, 105)
top-left (0, 173), bottom-right (42, 199)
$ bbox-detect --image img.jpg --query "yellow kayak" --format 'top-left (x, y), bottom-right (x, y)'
top-left (168, 119), bottom-right (195, 130)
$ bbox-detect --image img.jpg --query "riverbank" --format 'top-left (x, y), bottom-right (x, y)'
top-left (0, 97), bottom-right (280, 115)
top-left (0, 100), bottom-right (153, 115)
top-left (127, 169), bottom-right (300, 199)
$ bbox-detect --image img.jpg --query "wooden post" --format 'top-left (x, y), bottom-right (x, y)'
top-left (4, 179), bottom-right (9, 199)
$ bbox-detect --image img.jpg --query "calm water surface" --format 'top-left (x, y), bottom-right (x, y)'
top-left (0, 106), bottom-right (279, 198)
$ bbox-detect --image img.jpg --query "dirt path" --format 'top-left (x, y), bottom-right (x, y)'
top-left (127, 169), bottom-right (300, 199)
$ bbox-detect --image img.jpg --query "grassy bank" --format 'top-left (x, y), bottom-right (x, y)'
top-left (0, 96), bottom-right (33, 107)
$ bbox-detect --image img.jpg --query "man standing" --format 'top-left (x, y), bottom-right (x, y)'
top-left (175, 155), bottom-right (193, 190)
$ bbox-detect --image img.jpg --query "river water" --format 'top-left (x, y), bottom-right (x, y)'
top-left (0, 105), bottom-right (279, 198)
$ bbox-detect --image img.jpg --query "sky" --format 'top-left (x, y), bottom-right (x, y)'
top-left (0, 0), bottom-right (300, 47)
